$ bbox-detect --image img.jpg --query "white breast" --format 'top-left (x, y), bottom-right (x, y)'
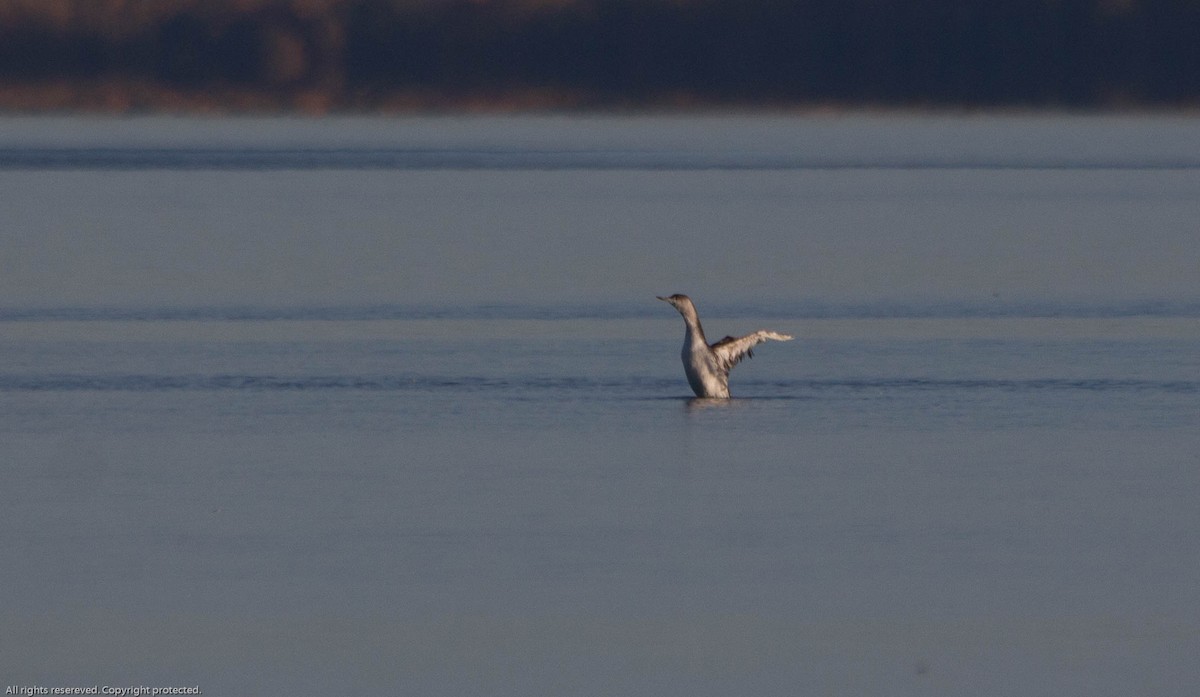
top-left (682, 343), bottom-right (729, 398)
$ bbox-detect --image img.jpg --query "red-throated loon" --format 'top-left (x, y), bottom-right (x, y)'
top-left (658, 294), bottom-right (793, 399)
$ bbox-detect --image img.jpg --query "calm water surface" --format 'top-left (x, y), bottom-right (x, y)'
top-left (1, 116), bottom-right (1198, 695)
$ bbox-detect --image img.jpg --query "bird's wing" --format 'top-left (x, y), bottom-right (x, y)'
top-left (710, 330), bottom-right (793, 372)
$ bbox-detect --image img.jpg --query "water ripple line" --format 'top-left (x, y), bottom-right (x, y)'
top-left (1, 374), bottom-right (1194, 394)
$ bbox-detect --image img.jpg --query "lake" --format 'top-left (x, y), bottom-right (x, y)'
top-left (1, 114), bottom-right (1198, 695)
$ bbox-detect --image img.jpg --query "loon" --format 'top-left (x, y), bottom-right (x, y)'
top-left (658, 294), bottom-right (793, 399)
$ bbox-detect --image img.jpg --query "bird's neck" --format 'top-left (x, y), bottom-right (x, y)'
top-left (682, 312), bottom-right (708, 347)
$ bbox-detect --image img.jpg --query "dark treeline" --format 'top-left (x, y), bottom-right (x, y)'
top-left (1, 0), bottom-right (1199, 111)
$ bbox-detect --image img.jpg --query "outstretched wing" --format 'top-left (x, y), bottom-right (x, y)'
top-left (710, 330), bottom-right (793, 373)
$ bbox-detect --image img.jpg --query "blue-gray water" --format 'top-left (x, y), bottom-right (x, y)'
top-left (1, 115), bottom-right (1198, 695)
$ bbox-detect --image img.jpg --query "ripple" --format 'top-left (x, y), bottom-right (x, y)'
top-left (2, 300), bottom-right (1198, 323)
top-left (2, 373), bottom-right (1193, 394)
top-left (3, 146), bottom-right (1200, 172)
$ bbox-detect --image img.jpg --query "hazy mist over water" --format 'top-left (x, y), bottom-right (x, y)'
top-left (2, 115), bottom-right (1199, 695)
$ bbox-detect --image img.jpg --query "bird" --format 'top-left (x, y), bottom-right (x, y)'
top-left (657, 294), bottom-right (793, 399)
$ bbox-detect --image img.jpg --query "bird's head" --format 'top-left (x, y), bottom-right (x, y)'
top-left (657, 294), bottom-right (695, 316)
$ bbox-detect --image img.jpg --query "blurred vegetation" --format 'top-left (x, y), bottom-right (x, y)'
top-left (1, 0), bottom-right (1198, 111)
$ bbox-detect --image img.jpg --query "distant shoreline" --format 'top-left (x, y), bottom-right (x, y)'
top-left (1, 82), bottom-right (1197, 116)
top-left (4, 0), bottom-right (1200, 114)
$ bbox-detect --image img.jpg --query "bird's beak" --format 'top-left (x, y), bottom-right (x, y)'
top-left (656, 296), bottom-right (669, 303)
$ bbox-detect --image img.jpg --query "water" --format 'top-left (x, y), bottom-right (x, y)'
top-left (1, 115), bottom-right (1198, 695)
top-left (3, 114), bottom-right (1200, 308)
